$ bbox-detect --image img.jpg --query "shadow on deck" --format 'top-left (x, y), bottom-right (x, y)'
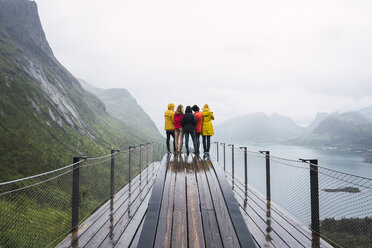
top-left (58, 154), bottom-right (331, 248)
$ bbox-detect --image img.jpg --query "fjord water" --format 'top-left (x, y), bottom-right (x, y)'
top-left (218, 144), bottom-right (372, 225)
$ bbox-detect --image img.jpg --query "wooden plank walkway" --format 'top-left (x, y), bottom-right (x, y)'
top-left (57, 161), bottom-right (160, 248)
top-left (209, 157), bottom-right (333, 248)
top-left (58, 154), bottom-right (332, 248)
top-left (137, 154), bottom-right (256, 248)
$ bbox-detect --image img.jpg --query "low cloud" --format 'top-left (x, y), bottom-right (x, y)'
top-left (36, 0), bottom-right (372, 130)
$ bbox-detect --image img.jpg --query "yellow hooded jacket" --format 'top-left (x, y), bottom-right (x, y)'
top-left (164, 103), bottom-right (175, 130)
top-left (202, 110), bottom-right (214, 136)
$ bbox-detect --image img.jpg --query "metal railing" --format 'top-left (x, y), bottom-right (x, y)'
top-left (212, 142), bottom-right (372, 248)
top-left (0, 142), bottom-right (165, 248)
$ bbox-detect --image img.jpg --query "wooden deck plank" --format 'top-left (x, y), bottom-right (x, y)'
top-left (225, 172), bottom-right (314, 247)
top-left (201, 159), bottom-right (240, 247)
top-left (70, 175), bottom-right (143, 247)
top-left (224, 172), bottom-right (305, 247)
top-left (220, 171), bottom-right (286, 248)
top-left (185, 155), bottom-right (205, 248)
top-left (194, 157), bottom-right (223, 248)
top-left (83, 168), bottom-right (158, 248)
top-left (171, 155), bottom-right (188, 248)
top-left (227, 173), bottom-right (332, 248)
top-left (114, 183), bottom-right (152, 247)
top-left (236, 191), bottom-right (289, 248)
top-left (129, 213), bottom-right (145, 248)
top-left (97, 170), bottom-right (158, 247)
top-left (209, 159), bottom-right (257, 248)
top-left (233, 178), bottom-right (311, 247)
top-left (238, 205), bottom-right (274, 248)
top-left (57, 163), bottom-right (156, 248)
top-left (154, 158), bottom-right (177, 247)
top-left (136, 155), bottom-right (170, 248)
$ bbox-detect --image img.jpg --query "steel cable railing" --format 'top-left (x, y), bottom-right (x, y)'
top-left (212, 142), bottom-right (372, 248)
top-left (0, 142), bottom-right (165, 248)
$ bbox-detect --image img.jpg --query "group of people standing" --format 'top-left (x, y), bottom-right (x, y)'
top-left (164, 103), bottom-right (215, 155)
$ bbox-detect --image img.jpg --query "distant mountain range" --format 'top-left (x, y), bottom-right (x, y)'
top-left (215, 108), bottom-right (372, 152)
top-left (215, 112), bottom-right (304, 143)
top-left (0, 0), bottom-right (162, 182)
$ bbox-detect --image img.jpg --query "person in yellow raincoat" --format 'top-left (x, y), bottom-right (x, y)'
top-left (201, 104), bottom-right (214, 155)
top-left (164, 103), bottom-right (176, 153)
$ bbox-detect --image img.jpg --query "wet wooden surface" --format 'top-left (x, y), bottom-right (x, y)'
top-left (58, 154), bottom-right (331, 248)
top-left (215, 158), bottom-right (333, 248)
top-left (144, 154), bottom-right (255, 248)
top-left (57, 162), bottom-right (160, 248)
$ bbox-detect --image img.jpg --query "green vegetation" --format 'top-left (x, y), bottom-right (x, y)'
top-left (0, 1), bottom-right (164, 246)
top-left (0, 28), bottom-right (162, 182)
top-left (0, 149), bottom-right (163, 247)
top-left (320, 217), bottom-right (372, 248)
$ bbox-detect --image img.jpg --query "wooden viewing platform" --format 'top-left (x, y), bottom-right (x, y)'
top-left (58, 154), bottom-right (332, 248)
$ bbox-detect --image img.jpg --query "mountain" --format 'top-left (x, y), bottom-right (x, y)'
top-left (0, 0), bottom-right (161, 182)
top-left (79, 79), bottom-right (162, 141)
top-left (214, 112), bottom-right (305, 144)
top-left (297, 111), bottom-right (372, 149)
top-left (306, 112), bottom-right (332, 133)
top-left (359, 106), bottom-right (372, 122)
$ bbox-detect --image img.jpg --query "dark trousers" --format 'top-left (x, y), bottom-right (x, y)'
top-left (202, 135), bottom-right (211, 153)
top-left (184, 131), bottom-right (198, 153)
top-left (166, 130), bottom-right (176, 152)
top-left (195, 132), bottom-right (201, 151)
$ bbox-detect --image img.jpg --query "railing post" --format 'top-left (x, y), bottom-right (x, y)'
top-left (110, 150), bottom-right (120, 198)
top-left (260, 151), bottom-right (271, 202)
top-left (129, 146), bottom-right (135, 192)
top-left (72, 156), bottom-right (87, 230)
top-left (147, 143), bottom-right (151, 183)
top-left (157, 143), bottom-right (160, 160)
top-left (152, 142), bottom-right (156, 176)
top-left (228, 144), bottom-right (234, 189)
top-left (215, 142), bottom-right (219, 161)
top-left (221, 143), bottom-right (226, 171)
top-left (240, 147), bottom-right (248, 199)
top-left (140, 144), bottom-right (145, 181)
top-left (300, 159), bottom-right (320, 236)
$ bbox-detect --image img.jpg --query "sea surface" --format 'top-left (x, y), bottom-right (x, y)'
top-left (213, 144), bottom-right (372, 225)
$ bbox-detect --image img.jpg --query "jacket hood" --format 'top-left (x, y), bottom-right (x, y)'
top-left (185, 106), bottom-right (192, 113)
top-left (202, 104), bottom-right (210, 111)
top-left (168, 103), bottom-right (175, 110)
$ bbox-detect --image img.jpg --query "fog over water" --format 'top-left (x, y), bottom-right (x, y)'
top-left (35, 0), bottom-right (372, 131)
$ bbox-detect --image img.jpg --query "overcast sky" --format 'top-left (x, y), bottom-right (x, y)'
top-left (35, 0), bottom-right (372, 130)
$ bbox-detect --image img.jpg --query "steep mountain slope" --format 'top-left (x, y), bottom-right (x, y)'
top-left (0, 0), bottom-right (159, 182)
top-left (297, 112), bottom-right (372, 149)
top-left (305, 112), bottom-right (332, 133)
top-left (214, 112), bottom-right (304, 143)
top-left (79, 79), bottom-right (162, 141)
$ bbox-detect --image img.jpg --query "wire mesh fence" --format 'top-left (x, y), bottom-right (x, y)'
top-left (0, 142), bottom-right (165, 248)
top-left (212, 142), bottom-right (372, 248)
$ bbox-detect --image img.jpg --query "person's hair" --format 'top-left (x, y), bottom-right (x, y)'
top-left (175, 104), bottom-right (184, 114)
top-left (192, 105), bottom-right (199, 112)
top-left (185, 106), bottom-right (192, 113)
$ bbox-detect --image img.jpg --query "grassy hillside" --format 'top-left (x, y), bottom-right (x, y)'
top-left (0, 0), bottom-right (160, 182)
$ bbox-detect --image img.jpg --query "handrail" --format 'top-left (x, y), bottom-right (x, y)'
top-left (212, 141), bottom-right (372, 248)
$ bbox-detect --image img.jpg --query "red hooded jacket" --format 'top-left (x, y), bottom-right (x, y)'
top-left (174, 114), bottom-right (184, 130)
top-left (194, 111), bottom-right (203, 133)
